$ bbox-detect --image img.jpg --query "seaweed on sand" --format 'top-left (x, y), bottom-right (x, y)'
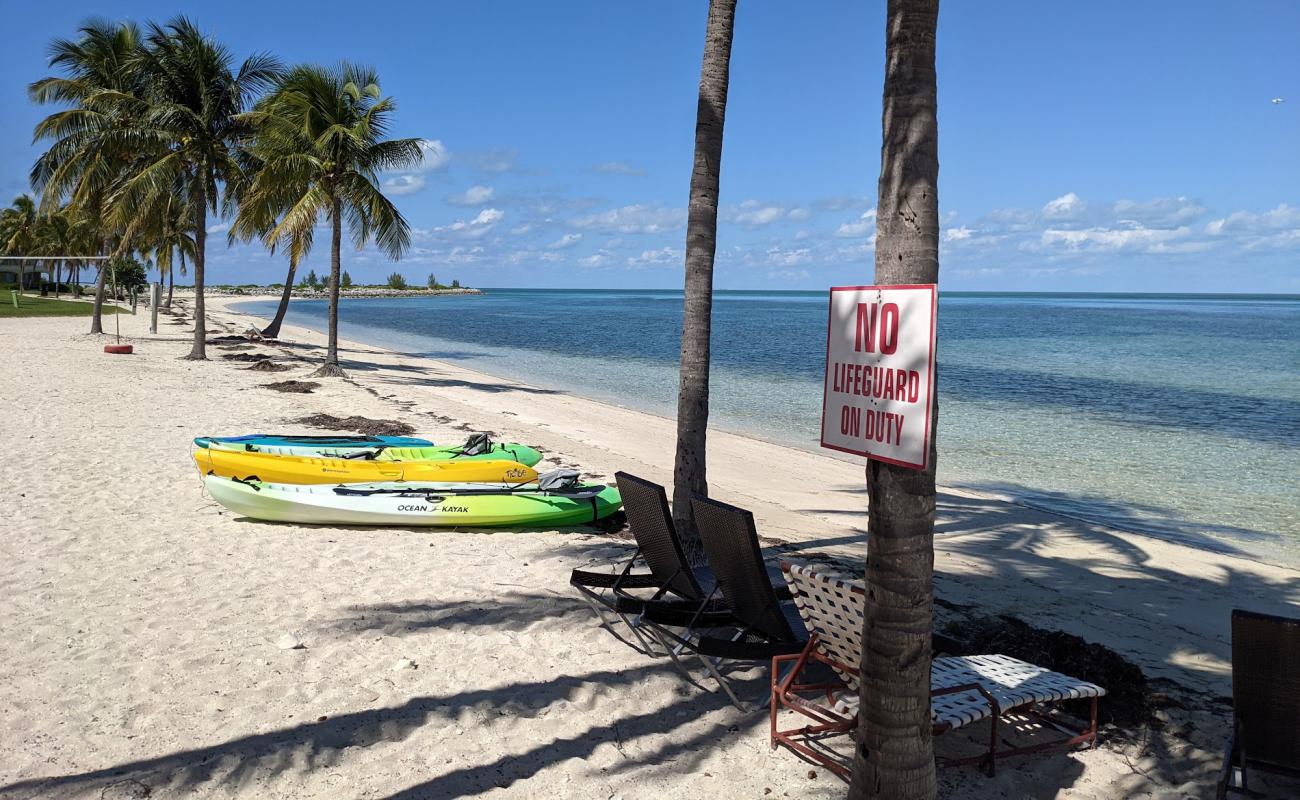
top-left (262, 380), bottom-right (319, 394)
top-left (245, 360), bottom-right (291, 372)
top-left (288, 413), bottom-right (416, 437)
top-left (221, 352), bottom-right (271, 362)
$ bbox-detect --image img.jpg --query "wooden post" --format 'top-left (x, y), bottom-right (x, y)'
top-left (150, 282), bottom-right (160, 333)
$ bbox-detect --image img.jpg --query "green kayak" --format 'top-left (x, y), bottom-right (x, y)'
top-left (204, 472), bottom-right (622, 528)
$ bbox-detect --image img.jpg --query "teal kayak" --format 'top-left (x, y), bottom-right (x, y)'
top-left (195, 434), bottom-right (431, 449)
top-left (199, 434), bottom-right (544, 467)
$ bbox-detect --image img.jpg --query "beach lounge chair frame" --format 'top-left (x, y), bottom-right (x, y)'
top-left (637, 496), bottom-right (808, 711)
top-left (1216, 608), bottom-right (1300, 798)
top-left (568, 472), bottom-right (720, 654)
top-left (771, 561), bottom-right (1105, 780)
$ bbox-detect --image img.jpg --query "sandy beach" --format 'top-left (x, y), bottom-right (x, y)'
top-left (2, 296), bottom-right (1297, 799)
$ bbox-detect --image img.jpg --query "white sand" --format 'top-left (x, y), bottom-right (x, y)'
top-left (1, 295), bottom-right (1296, 799)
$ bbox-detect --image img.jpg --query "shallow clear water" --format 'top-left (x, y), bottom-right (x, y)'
top-left (237, 290), bottom-right (1300, 562)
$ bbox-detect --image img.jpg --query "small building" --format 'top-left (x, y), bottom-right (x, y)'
top-left (0, 267), bottom-right (51, 289)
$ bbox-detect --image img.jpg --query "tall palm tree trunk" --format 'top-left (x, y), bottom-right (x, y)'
top-left (166, 260), bottom-right (175, 308)
top-left (849, 1), bottom-right (941, 798)
top-left (54, 259), bottom-right (61, 299)
top-left (260, 262), bottom-right (297, 339)
top-left (186, 180), bottom-right (208, 360)
top-left (90, 243), bottom-right (108, 334)
top-left (312, 196), bottom-right (346, 377)
top-left (671, 0), bottom-right (737, 538)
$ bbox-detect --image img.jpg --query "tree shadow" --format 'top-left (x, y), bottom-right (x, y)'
top-left (0, 664), bottom-right (681, 799)
top-left (0, 586), bottom-right (817, 799)
top-left (324, 591), bottom-right (590, 638)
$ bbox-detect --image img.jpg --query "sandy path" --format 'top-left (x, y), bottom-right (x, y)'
top-left (0, 295), bottom-right (1295, 799)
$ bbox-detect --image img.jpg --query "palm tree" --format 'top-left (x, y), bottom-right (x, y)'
top-left (34, 204), bottom-right (72, 298)
top-left (671, 0), bottom-right (738, 539)
top-left (1, 195), bottom-right (39, 294)
top-left (226, 142), bottom-right (297, 339)
top-left (28, 18), bottom-right (146, 333)
top-left (137, 188), bottom-right (194, 309)
top-left (231, 63), bottom-right (421, 372)
top-left (848, 2), bottom-right (941, 799)
top-left (106, 17), bottom-right (279, 359)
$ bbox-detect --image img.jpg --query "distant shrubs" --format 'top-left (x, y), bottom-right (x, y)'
top-left (451, 278), bottom-right (460, 288)
top-left (427, 272), bottom-right (438, 289)
top-left (298, 269), bottom-right (321, 291)
top-left (387, 271), bottom-right (408, 290)
top-left (341, 270), bottom-right (353, 289)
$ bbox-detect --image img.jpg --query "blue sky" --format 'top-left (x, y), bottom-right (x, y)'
top-left (1, 0), bottom-right (1297, 292)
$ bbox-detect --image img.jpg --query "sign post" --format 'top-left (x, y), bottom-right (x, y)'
top-left (150, 282), bottom-right (160, 333)
top-left (820, 284), bottom-right (937, 470)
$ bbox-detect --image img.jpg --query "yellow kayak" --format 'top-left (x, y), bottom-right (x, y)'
top-left (193, 447), bottom-right (538, 485)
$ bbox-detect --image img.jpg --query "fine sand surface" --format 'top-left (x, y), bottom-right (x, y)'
top-left (1, 295), bottom-right (1297, 799)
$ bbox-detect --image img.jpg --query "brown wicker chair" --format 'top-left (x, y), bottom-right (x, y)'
top-left (1217, 608), bottom-right (1300, 798)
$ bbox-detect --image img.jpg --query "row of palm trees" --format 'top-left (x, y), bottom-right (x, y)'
top-left (1, 195), bottom-right (157, 308)
top-left (24, 16), bottom-right (421, 372)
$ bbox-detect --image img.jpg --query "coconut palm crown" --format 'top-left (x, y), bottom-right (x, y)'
top-left (27, 18), bottom-right (146, 332)
top-left (104, 16), bottom-right (280, 359)
top-left (231, 62), bottom-right (422, 374)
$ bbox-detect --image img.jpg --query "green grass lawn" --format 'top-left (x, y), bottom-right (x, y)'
top-left (0, 294), bottom-right (124, 318)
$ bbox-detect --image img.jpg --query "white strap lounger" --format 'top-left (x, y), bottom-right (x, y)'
top-left (770, 561), bottom-right (1106, 780)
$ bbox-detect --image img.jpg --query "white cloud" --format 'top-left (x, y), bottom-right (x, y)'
top-left (765, 246), bottom-right (812, 266)
top-left (509, 223), bottom-right (533, 236)
top-left (1206, 203), bottom-right (1300, 234)
top-left (835, 208), bottom-right (877, 238)
top-left (733, 205), bottom-right (780, 226)
top-left (381, 140), bottom-right (450, 196)
top-left (719, 199), bottom-right (811, 228)
top-left (944, 226), bottom-right (973, 242)
top-left (570, 204), bottom-right (685, 234)
top-left (1043, 192), bottom-right (1086, 219)
top-left (1110, 196), bottom-right (1204, 227)
top-left (592, 161), bottom-right (645, 176)
top-left (428, 208), bottom-right (504, 240)
top-left (206, 222), bottom-right (230, 234)
top-left (445, 185), bottom-right (495, 206)
top-left (446, 246), bottom-right (485, 263)
top-left (415, 139), bottom-right (450, 172)
top-left (578, 250), bottom-right (614, 268)
top-left (383, 174), bottom-right (427, 196)
top-left (626, 247), bottom-right (680, 267)
top-left (1040, 224), bottom-right (1197, 253)
top-left (547, 233), bottom-right (583, 250)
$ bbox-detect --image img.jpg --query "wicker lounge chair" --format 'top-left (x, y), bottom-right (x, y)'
top-left (636, 496), bottom-right (808, 710)
top-left (1217, 609), bottom-right (1300, 798)
top-left (568, 472), bottom-right (724, 652)
top-left (772, 561), bottom-right (1106, 779)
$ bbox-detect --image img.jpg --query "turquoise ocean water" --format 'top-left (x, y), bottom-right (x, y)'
top-left (236, 290), bottom-right (1300, 563)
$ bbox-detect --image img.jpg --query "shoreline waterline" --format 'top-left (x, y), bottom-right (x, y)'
top-left (227, 290), bottom-right (1300, 567)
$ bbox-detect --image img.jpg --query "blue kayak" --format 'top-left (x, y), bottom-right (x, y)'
top-left (194, 434), bottom-right (433, 450)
